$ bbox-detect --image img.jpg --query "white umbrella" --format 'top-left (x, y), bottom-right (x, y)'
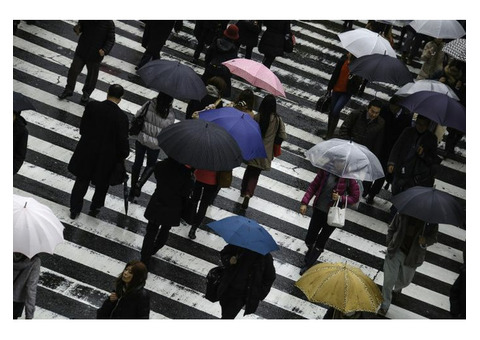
top-left (409, 20), bottom-right (465, 39)
top-left (13, 194), bottom-right (65, 258)
top-left (337, 28), bottom-right (397, 58)
top-left (305, 139), bottom-right (384, 181)
top-left (395, 79), bottom-right (459, 100)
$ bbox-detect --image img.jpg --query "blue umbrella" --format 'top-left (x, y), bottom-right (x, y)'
top-left (199, 107), bottom-right (267, 160)
top-left (207, 216), bottom-right (279, 255)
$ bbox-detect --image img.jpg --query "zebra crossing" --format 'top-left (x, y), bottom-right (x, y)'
top-left (13, 19), bottom-right (466, 320)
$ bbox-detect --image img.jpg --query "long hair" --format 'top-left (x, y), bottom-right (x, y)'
top-left (115, 260), bottom-right (148, 296)
top-left (234, 89), bottom-right (254, 111)
top-left (155, 92), bottom-right (174, 119)
top-left (258, 94), bottom-right (277, 137)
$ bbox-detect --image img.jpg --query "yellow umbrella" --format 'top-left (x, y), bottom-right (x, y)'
top-left (295, 262), bottom-right (383, 314)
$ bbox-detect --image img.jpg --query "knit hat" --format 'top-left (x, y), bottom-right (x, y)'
top-left (223, 24), bottom-right (239, 40)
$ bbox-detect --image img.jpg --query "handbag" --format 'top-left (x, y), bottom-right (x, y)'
top-left (205, 266), bottom-right (225, 302)
top-left (315, 92), bottom-right (332, 113)
top-left (284, 33), bottom-right (295, 53)
top-left (129, 102), bottom-right (150, 136)
top-left (327, 197), bottom-right (347, 228)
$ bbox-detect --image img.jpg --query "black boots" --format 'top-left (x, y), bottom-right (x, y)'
top-left (188, 225), bottom-right (198, 239)
top-left (300, 247), bottom-right (323, 275)
top-left (129, 166), bottom-right (154, 201)
top-left (128, 167), bottom-right (140, 202)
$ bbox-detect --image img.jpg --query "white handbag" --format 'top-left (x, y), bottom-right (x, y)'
top-left (327, 196), bottom-right (347, 228)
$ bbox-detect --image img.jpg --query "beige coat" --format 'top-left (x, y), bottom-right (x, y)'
top-left (246, 114), bottom-right (287, 170)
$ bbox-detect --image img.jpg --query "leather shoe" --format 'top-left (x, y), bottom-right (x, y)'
top-left (70, 210), bottom-right (80, 219)
top-left (88, 208), bottom-right (100, 217)
top-left (58, 90), bottom-right (73, 99)
top-left (80, 93), bottom-right (90, 103)
top-left (241, 195), bottom-right (250, 209)
top-left (188, 227), bottom-right (197, 240)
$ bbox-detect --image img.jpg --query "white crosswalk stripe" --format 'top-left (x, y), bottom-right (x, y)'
top-left (13, 19), bottom-right (465, 320)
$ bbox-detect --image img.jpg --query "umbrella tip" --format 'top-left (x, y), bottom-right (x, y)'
top-left (24, 202), bottom-right (27, 208)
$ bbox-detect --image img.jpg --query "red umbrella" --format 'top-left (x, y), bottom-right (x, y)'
top-left (222, 58), bottom-right (286, 97)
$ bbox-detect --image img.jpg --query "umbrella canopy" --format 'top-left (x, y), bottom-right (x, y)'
top-left (337, 28), bottom-right (397, 58)
top-left (377, 20), bottom-right (412, 27)
top-left (398, 90), bottom-right (466, 132)
top-left (391, 186), bottom-right (465, 226)
top-left (207, 215), bottom-right (279, 255)
top-left (13, 194), bottom-right (65, 258)
top-left (198, 107), bottom-right (267, 160)
top-left (305, 138), bottom-right (384, 181)
top-left (409, 20), bottom-right (466, 39)
top-left (222, 58), bottom-right (286, 97)
top-left (137, 59), bottom-right (207, 101)
top-left (395, 79), bottom-right (459, 100)
top-left (14, 91), bottom-right (36, 113)
top-left (442, 38), bottom-right (466, 62)
top-left (295, 262), bottom-right (383, 314)
top-left (348, 54), bottom-right (413, 86)
top-left (157, 119), bottom-right (243, 171)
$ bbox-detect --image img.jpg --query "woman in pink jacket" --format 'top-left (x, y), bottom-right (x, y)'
top-left (299, 169), bottom-right (360, 274)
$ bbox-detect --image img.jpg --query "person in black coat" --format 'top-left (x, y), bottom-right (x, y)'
top-left (235, 20), bottom-right (262, 59)
top-left (68, 84), bottom-right (129, 219)
top-left (13, 111), bottom-right (28, 175)
top-left (217, 244), bottom-right (276, 319)
top-left (135, 20), bottom-right (182, 70)
top-left (140, 157), bottom-right (194, 269)
top-left (58, 20), bottom-right (115, 103)
top-left (97, 260), bottom-right (150, 319)
top-left (192, 20), bottom-right (229, 63)
top-left (258, 20), bottom-right (291, 69)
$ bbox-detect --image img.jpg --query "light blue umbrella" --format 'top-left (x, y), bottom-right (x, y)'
top-left (207, 216), bottom-right (279, 255)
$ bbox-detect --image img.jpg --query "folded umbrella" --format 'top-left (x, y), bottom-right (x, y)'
top-left (14, 91), bottom-right (36, 113)
top-left (409, 20), bottom-right (466, 39)
top-left (13, 194), bottom-right (65, 258)
top-left (207, 215), bottom-right (279, 255)
top-left (337, 28), bottom-right (397, 58)
top-left (137, 59), bottom-right (207, 101)
top-left (198, 107), bottom-right (267, 160)
top-left (349, 54), bottom-right (413, 86)
top-left (222, 58), bottom-right (286, 97)
top-left (157, 119), bottom-right (243, 171)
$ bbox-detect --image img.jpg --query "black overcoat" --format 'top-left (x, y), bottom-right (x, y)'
top-left (96, 286), bottom-right (150, 319)
top-left (68, 100), bottom-right (129, 186)
top-left (141, 20), bottom-right (177, 53)
top-left (144, 158), bottom-right (194, 226)
top-left (258, 20), bottom-right (291, 57)
top-left (75, 20), bottom-right (115, 63)
top-left (13, 115), bottom-right (28, 174)
top-left (236, 20), bottom-right (262, 48)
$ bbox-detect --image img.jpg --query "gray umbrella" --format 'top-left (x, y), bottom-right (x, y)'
top-left (348, 54), bottom-right (414, 86)
top-left (157, 119), bottom-right (243, 171)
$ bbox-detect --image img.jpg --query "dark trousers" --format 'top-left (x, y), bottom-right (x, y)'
top-left (191, 181), bottom-right (219, 227)
top-left (305, 208), bottom-right (335, 251)
top-left (220, 296), bottom-right (245, 319)
top-left (65, 54), bottom-right (100, 96)
top-left (262, 55), bottom-right (276, 69)
top-left (363, 178), bottom-right (385, 198)
top-left (241, 165), bottom-right (262, 197)
top-left (327, 91), bottom-right (351, 138)
top-left (132, 141), bottom-right (160, 174)
top-left (140, 221), bottom-right (172, 268)
top-left (70, 176), bottom-right (109, 214)
top-left (243, 45), bottom-right (254, 59)
top-left (136, 48), bottom-right (162, 69)
top-left (193, 35), bottom-right (208, 59)
top-left (13, 301), bottom-right (24, 319)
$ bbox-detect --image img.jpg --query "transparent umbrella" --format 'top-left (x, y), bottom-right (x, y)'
top-left (305, 139), bottom-right (384, 181)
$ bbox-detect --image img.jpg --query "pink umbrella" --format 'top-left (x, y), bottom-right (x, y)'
top-left (222, 58), bottom-right (286, 97)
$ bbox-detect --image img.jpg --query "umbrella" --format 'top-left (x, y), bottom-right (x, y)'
top-left (442, 38), bottom-right (466, 62)
top-left (337, 28), bottom-right (397, 58)
top-left (13, 194), bottom-right (65, 258)
top-left (409, 20), bottom-right (466, 39)
top-left (207, 215), bottom-right (279, 255)
top-left (14, 91), bottom-right (36, 113)
top-left (391, 186), bottom-right (465, 226)
top-left (137, 59), bottom-right (207, 101)
top-left (395, 79), bottom-right (459, 100)
top-left (156, 119), bottom-right (243, 171)
top-left (295, 262), bottom-right (383, 314)
top-left (198, 107), bottom-right (267, 160)
top-left (305, 138), bottom-right (384, 181)
top-left (222, 58), bottom-right (286, 97)
top-left (398, 90), bottom-right (466, 132)
top-left (377, 20), bottom-right (412, 27)
top-left (348, 54), bottom-right (413, 86)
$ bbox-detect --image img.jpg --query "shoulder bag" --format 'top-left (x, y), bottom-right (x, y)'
top-left (129, 102), bottom-right (150, 136)
top-left (205, 266), bottom-right (225, 302)
top-left (315, 92), bottom-right (332, 113)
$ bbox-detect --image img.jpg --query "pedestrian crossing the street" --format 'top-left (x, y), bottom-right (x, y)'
top-left (13, 19), bottom-right (466, 320)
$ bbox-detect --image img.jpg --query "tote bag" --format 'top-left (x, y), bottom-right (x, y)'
top-left (327, 197), bottom-right (347, 228)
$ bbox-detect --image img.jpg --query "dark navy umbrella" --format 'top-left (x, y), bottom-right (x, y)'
top-left (14, 91), bottom-right (36, 113)
top-left (137, 59), bottom-right (207, 101)
top-left (391, 186), bottom-right (465, 226)
top-left (398, 90), bottom-right (466, 133)
top-left (207, 216), bottom-right (279, 255)
top-left (157, 119), bottom-right (243, 171)
top-left (348, 54), bottom-right (414, 86)
top-left (199, 107), bottom-right (267, 161)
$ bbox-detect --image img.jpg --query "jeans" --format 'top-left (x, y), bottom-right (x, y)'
top-left (381, 250), bottom-right (416, 310)
top-left (132, 141), bottom-right (160, 175)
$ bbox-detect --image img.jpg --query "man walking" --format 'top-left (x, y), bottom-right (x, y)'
top-left (58, 20), bottom-right (115, 103)
top-left (68, 84), bottom-right (129, 219)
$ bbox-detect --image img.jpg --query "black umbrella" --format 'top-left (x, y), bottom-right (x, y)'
top-left (14, 91), bottom-right (36, 113)
top-left (349, 54), bottom-right (414, 86)
top-left (137, 59), bottom-right (207, 101)
top-left (157, 119), bottom-right (243, 171)
top-left (391, 186), bottom-right (464, 226)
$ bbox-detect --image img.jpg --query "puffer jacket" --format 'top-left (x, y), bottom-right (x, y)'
top-left (135, 98), bottom-right (175, 150)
